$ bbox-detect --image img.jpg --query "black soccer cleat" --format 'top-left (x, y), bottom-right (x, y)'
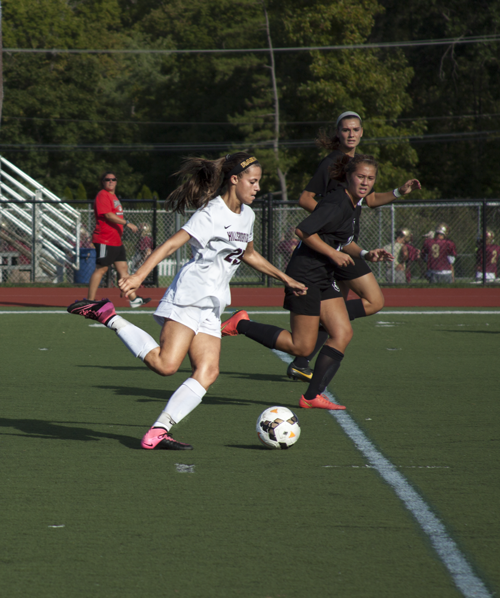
top-left (286, 362), bottom-right (313, 382)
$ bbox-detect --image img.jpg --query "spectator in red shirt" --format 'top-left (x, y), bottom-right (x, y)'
top-left (421, 223), bottom-right (457, 283)
top-left (88, 172), bottom-right (150, 307)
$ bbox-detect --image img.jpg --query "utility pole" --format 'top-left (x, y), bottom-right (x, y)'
top-left (262, 1), bottom-right (287, 201)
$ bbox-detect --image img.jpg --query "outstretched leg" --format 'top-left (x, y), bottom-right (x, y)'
top-left (222, 309), bottom-right (321, 357)
top-left (67, 298), bottom-right (217, 450)
top-left (288, 273), bottom-right (384, 380)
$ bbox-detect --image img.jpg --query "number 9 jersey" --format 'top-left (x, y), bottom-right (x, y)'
top-left (162, 195), bottom-right (255, 317)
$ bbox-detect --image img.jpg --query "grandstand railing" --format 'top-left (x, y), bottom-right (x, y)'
top-left (0, 157), bottom-right (81, 282)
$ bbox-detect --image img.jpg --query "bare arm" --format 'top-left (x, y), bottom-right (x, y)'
top-left (104, 212), bottom-right (139, 233)
top-left (295, 229), bottom-right (354, 267)
top-left (364, 179), bottom-right (421, 209)
top-left (342, 241), bottom-right (394, 262)
top-left (298, 190), bottom-right (318, 214)
top-left (242, 242), bottom-right (307, 294)
top-left (119, 229), bottom-right (191, 296)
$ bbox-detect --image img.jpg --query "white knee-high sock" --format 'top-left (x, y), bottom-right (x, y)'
top-left (107, 315), bottom-right (159, 360)
top-left (154, 378), bottom-right (206, 430)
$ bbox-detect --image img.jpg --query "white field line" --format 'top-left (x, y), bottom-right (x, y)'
top-left (1, 309), bottom-right (500, 316)
top-left (273, 348), bottom-right (492, 598)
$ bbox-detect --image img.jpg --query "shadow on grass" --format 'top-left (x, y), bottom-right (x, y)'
top-left (94, 384), bottom-right (294, 408)
top-left (0, 417), bottom-right (141, 449)
top-left (439, 330), bottom-right (500, 335)
top-left (225, 444), bottom-right (268, 451)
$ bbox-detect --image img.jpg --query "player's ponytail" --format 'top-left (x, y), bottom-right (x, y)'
top-left (316, 128), bottom-right (342, 151)
top-left (165, 152), bottom-right (261, 213)
top-left (330, 154), bottom-right (378, 182)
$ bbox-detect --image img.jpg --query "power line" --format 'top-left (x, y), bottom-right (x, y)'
top-left (3, 113), bottom-right (500, 127)
top-left (0, 129), bottom-right (498, 153)
top-left (3, 34), bottom-right (500, 55)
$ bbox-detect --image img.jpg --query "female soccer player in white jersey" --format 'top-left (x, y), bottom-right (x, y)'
top-left (221, 155), bottom-right (393, 411)
top-left (68, 153), bottom-right (306, 450)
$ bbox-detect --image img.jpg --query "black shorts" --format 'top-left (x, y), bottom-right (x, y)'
top-left (283, 281), bottom-right (342, 316)
top-left (94, 243), bottom-right (127, 266)
top-left (333, 257), bottom-right (372, 282)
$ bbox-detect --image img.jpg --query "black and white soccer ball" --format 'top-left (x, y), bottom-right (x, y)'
top-left (256, 406), bottom-right (301, 450)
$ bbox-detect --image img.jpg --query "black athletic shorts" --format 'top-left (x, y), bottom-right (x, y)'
top-left (283, 281), bottom-right (342, 316)
top-left (333, 257), bottom-right (372, 282)
top-left (94, 243), bottom-right (127, 266)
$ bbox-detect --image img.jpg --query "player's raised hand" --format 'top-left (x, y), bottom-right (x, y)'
top-left (398, 179), bottom-right (421, 196)
top-left (118, 274), bottom-right (142, 297)
top-left (365, 248), bottom-right (394, 262)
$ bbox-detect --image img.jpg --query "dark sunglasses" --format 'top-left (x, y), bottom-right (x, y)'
top-left (103, 177), bottom-right (117, 182)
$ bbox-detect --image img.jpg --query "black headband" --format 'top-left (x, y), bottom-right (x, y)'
top-left (223, 155), bottom-right (258, 180)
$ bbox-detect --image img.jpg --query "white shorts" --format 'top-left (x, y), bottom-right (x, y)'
top-left (153, 299), bottom-right (221, 338)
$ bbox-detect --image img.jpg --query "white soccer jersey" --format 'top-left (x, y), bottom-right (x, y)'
top-left (161, 196), bottom-right (255, 316)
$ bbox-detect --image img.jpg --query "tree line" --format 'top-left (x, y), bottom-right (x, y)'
top-left (1, 0), bottom-right (499, 201)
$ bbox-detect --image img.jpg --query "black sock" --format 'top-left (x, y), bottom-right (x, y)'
top-left (304, 345), bottom-right (344, 401)
top-left (237, 320), bottom-right (284, 349)
top-left (293, 326), bottom-right (329, 369)
top-left (346, 299), bottom-right (366, 321)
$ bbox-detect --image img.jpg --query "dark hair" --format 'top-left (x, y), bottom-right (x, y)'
top-left (316, 114), bottom-right (362, 152)
top-left (100, 171), bottom-right (116, 188)
top-left (165, 152), bottom-right (261, 214)
top-left (330, 154), bottom-right (378, 182)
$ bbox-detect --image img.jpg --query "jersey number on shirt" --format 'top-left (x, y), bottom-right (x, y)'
top-left (224, 248), bottom-right (244, 265)
top-left (491, 250), bottom-right (497, 265)
top-left (431, 244), bottom-right (440, 258)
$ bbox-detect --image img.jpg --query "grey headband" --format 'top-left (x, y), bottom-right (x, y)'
top-left (336, 111), bottom-right (362, 127)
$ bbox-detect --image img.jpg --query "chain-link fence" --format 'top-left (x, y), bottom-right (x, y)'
top-left (1, 198), bottom-right (499, 286)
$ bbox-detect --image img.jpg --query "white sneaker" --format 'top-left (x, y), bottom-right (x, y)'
top-left (129, 296), bottom-right (151, 308)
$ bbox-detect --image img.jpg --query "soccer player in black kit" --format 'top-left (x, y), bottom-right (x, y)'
top-left (221, 155), bottom-right (393, 410)
top-left (287, 111), bottom-right (420, 381)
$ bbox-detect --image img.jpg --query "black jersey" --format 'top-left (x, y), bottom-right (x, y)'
top-left (286, 185), bottom-right (362, 286)
top-left (304, 150), bottom-right (345, 197)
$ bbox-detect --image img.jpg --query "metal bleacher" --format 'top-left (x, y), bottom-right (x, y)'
top-left (0, 156), bottom-right (81, 283)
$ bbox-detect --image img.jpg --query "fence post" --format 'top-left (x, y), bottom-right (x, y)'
top-left (267, 192), bottom-right (273, 287)
top-left (482, 200), bottom-right (487, 286)
top-left (32, 191), bottom-right (43, 283)
top-left (152, 200), bottom-right (158, 287)
top-left (390, 204), bottom-right (395, 284)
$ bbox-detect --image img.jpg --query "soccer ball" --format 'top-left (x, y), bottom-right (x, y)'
top-left (256, 406), bottom-right (301, 450)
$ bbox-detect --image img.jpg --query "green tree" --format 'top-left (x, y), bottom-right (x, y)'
top-left (275, 0), bottom-right (424, 196)
top-left (372, 0), bottom-right (500, 198)
top-left (1, 0), bottom-right (142, 197)
top-left (75, 182), bottom-right (87, 200)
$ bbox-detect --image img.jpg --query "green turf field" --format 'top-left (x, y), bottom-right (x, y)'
top-left (1, 308), bottom-right (499, 597)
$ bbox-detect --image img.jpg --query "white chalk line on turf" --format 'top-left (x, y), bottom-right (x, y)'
top-left (273, 348), bottom-right (492, 598)
top-left (1, 309), bottom-right (500, 316)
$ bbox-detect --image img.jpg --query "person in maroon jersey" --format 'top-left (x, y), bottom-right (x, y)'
top-left (88, 172), bottom-right (150, 307)
top-left (421, 223), bottom-right (457, 283)
top-left (404, 229), bottom-right (421, 282)
top-left (475, 228), bottom-right (500, 282)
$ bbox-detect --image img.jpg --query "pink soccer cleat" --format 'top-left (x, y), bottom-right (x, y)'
top-left (141, 427), bottom-right (193, 450)
top-left (299, 394), bottom-right (346, 410)
top-left (221, 310), bottom-right (250, 337)
top-left (67, 298), bottom-right (116, 325)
